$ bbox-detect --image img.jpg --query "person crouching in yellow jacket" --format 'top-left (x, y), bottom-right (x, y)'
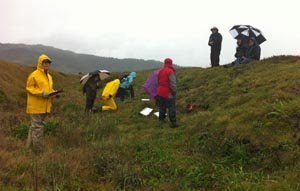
top-left (26, 54), bottom-right (59, 153)
top-left (101, 79), bottom-right (120, 111)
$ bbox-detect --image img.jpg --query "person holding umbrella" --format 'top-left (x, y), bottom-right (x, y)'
top-left (233, 38), bottom-right (248, 64)
top-left (208, 26), bottom-right (222, 67)
top-left (240, 37), bottom-right (261, 64)
top-left (83, 74), bottom-right (100, 112)
top-left (233, 37), bottom-right (260, 64)
top-left (228, 25), bottom-right (265, 64)
top-left (80, 70), bottom-right (110, 112)
top-left (26, 54), bottom-right (61, 153)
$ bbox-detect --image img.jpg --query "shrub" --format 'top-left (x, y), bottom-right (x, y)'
top-left (0, 89), bottom-right (7, 103)
top-left (44, 119), bottom-right (61, 136)
top-left (13, 122), bottom-right (29, 139)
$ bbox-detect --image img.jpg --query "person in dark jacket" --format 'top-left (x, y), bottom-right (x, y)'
top-left (208, 26), bottom-right (222, 67)
top-left (83, 74), bottom-right (100, 112)
top-left (240, 37), bottom-right (261, 64)
top-left (233, 38), bottom-right (248, 64)
top-left (156, 58), bottom-right (178, 128)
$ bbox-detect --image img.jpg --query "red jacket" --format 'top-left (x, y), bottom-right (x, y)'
top-left (157, 63), bottom-right (176, 98)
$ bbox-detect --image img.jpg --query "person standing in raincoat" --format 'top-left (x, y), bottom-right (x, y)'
top-left (100, 78), bottom-right (120, 111)
top-left (208, 26), bottom-right (222, 67)
top-left (117, 72), bottom-right (136, 101)
top-left (156, 58), bottom-right (178, 128)
top-left (26, 54), bottom-right (60, 153)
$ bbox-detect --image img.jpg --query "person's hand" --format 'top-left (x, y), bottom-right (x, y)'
top-left (106, 94), bottom-right (112, 100)
top-left (41, 92), bottom-right (49, 98)
top-left (55, 93), bottom-right (61, 98)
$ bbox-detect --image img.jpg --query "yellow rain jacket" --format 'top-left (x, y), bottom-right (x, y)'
top-left (102, 79), bottom-right (120, 99)
top-left (26, 54), bottom-right (55, 114)
top-left (101, 79), bottom-right (120, 111)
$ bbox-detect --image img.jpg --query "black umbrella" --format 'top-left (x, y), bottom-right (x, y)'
top-left (229, 25), bottom-right (266, 45)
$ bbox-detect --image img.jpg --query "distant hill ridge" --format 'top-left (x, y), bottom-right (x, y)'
top-left (0, 43), bottom-right (163, 73)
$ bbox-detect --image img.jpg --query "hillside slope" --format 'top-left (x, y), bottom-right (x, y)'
top-left (0, 43), bottom-right (163, 73)
top-left (1, 56), bottom-right (300, 190)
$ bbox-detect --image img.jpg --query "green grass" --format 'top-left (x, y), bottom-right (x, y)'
top-left (1, 56), bottom-right (300, 190)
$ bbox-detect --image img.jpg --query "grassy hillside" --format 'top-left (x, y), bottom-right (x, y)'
top-left (1, 56), bottom-right (300, 190)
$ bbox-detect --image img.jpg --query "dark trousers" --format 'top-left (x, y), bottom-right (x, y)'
top-left (157, 96), bottom-right (176, 124)
top-left (128, 85), bottom-right (135, 98)
top-left (85, 97), bottom-right (95, 111)
top-left (210, 49), bottom-right (221, 67)
top-left (117, 85), bottom-right (135, 101)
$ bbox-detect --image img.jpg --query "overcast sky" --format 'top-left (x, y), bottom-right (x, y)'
top-left (1, 0), bottom-right (299, 67)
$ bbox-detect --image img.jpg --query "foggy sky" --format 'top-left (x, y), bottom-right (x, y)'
top-left (1, 0), bottom-right (299, 67)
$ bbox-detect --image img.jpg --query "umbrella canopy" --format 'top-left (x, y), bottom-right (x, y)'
top-left (80, 70), bottom-right (110, 85)
top-left (229, 25), bottom-right (266, 45)
top-left (143, 69), bottom-right (160, 100)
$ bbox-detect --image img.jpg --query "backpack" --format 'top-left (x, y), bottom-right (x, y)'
top-left (120, 74), bottom-right (129, 82)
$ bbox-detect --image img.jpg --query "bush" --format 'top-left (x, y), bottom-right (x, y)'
top-left (0, 89), bottom-right (7, 103)
top-left (44, 119), bottom-right (61, 136)
top-left (13, 122), bottom-right (29, 139)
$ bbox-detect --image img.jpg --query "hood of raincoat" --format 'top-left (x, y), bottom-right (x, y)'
top-left (164, 62), bottom-right (175, 73)
top-left (37, 54), bottom-right (52, 71)
top-left (129, 72), bottom-right (136, 78)
top-left (120, 72), bottom-right (136, 89)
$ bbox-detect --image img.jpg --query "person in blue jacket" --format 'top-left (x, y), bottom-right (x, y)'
top-left (117, 72), bottom-right (136, 101)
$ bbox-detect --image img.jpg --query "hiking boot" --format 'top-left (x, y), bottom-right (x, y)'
top-left (170, 123), bottom-right (179, 128)
top-left (223, 63), bottom-right (234, 68)
top-left (93, 106), bottom-right (102, 113)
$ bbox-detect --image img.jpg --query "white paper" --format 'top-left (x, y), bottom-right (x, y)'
top-left (153, 112), bottom-right (159, 117)
top-left (140, 107), bottom-right (153, 116)
top-left (141, 99), bottom-right (150, 101)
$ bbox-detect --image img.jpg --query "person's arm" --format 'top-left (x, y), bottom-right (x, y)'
top-left (26, 75), bottom-right (43, 96)
top-left (169, 74), bottom-right (177, 96)
top-left (234, 47), bottom-right (239, 58)
top-left (208, 35), bottom-right (213, 46)
top-left (249, 46), bottom-right (261, 60)
top-left (127, 76), bottom-right (134, 86)
top-left (213, 34), bottom-right (222, 46)
top-left (253, 46), bottom-right (261, 60)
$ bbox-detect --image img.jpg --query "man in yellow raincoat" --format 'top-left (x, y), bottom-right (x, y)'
top-left (100, 79), bottom-right (120, 111)
top-left (26, 54), bottom-right (58, 152)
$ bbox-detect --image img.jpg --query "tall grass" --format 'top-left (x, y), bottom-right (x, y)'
top-left (1, 56), bottom-right (300, 190)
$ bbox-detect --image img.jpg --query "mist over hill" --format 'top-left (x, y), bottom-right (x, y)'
top-left (0, 43), bottom-right (164, 73)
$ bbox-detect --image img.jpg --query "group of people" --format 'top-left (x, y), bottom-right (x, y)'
top-left (82, 60), bottom-right (178, 129)
top-left (208, 26), bottom-right (261, 67)
top-left (83, 71), bottom-right (136, 113)
top-left (24, 26), bottom-right (264, 152)
top-left (25, 54), bottom-right (178, 153)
